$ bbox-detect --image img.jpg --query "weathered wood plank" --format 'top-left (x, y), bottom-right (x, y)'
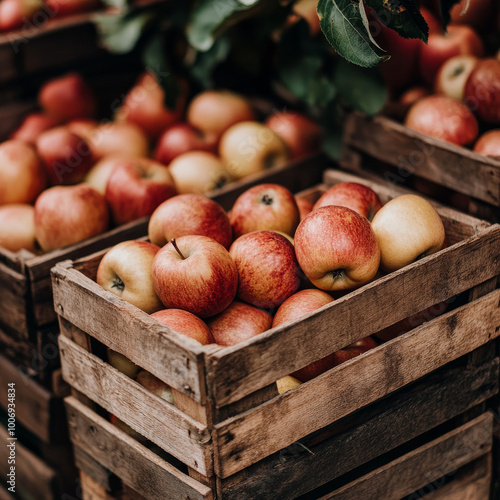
top-left (208, 226), bottom-right (500, 408)
top-left (79, 470), bottom-right (115, 500)
top-left (53, 262), bottom-right (207, 402)
top-left (0, 425), bottom-right (59, 500)
top-left (73, 447), bottom-right (116, 492)
top-left (319, 413), bottom-right (493, 500)
top-left (342, 112), bottom-right (500, 206)
top-left (66, 397), bottom-right (213, 500)
top-left (60, 338), bottom-right (212, 475)
top-left (219, 358), bottom-right (499, 499)
top-left (213, 290), bottom-right (500, 477)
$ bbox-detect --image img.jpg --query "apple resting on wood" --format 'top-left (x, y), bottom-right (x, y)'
top-left (151, 309), bottom-right (214, 345)
top-left (0, 204), bottom-right (37, 252)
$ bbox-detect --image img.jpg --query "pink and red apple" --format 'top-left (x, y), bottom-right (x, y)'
top-left (10, 113), bottom-right (58, 144)
top-left (151, 309), bottom-right (214, 344)
top-left (0, 204), bottom-right (36, 252)
top-left (473, 130), bottom-right (500, 158)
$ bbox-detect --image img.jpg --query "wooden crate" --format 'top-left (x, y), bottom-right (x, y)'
top-left (341, 111), bottom-right (500, 222)
top-left (0, 354), bottom-right (77, 499)
top-left (53, 167), bottom-right (500, 498)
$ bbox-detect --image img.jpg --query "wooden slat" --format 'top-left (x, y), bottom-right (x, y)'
top-left (0, 487), bottom-right (13, 500)
top-left (0, 425), bottom-right (59, 500)
top-left (79, 470), bottom-right (115, 500)
top-left (342, 112), bottom-right (500, 206)
top-left (0, 261), bottom-right (29, 339)
top-left (0, 354), bottom-right (56, 442)
top-left (66, 397), bottom-right (213, 500)
top-left (74, 447), bottom-right (116, 493)
top-left (207, 225), bottom-right (500, 408)
top-left (53, 262), bottom-right (207, 402)
top-left (213, 290), bottom-right (500, 477)
top-left (219, 357), bottom-right (499, 499)
top-left (320, 413), bottom-right (493, 500)
top-left (59, 338), bottom-right (212, 475)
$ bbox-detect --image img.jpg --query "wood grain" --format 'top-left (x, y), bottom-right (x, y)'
top-left (219, 358), bottom-right (498, 499)
top-left (320, 413), bottom-right (493, 500)
top-left (342, 112), bottom-right (500, 205)
top-left (213, 290), bottom-right (500, 477)
top-left (207, 226), bottom-right (500, 408)
top-left (66, 397), bottom-right (213, 500)
top-left (79, 470), bottom-right (115, 500)
top-left (59, 337), bottom-right (212, 475)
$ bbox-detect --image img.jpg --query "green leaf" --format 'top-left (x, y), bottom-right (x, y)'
top-left (317, 0), bottom-right (389, 67)
top-left (100, 0), bottom-right (130, 11)
top-left (366, 0), bottom-right (428, 42)
top-left (187, 0), bottom-right (261, 51)
top-left (438, 0), bottom-right (462, 28)
top-left (92, 11), bottom-right (153, 53)
top-left (142, 31), bottom-right (180, 110)
top-left (333, 58), bottom-right (387, 115)
top-left (190, 36), bottom-right (231, 88)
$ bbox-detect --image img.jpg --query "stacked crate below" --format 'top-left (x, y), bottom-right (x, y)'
top-left (52, 168), bottom-right (500, 499)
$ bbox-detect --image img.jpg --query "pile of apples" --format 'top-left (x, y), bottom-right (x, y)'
top-left (99, 180), bottom-right (448, 403)
top-left (378, 0), bottom-right (500, 157)
top-left (0, 71), bottom-right (321, 254)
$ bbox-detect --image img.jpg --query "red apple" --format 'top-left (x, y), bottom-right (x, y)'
top-left (0, 0), bottom-right (43, 31)
top-left (10, 113), bottom-right (58, 144)
top-left (38, 73), bottom-right (97, 122)
top-left (187, 90), bottom-right (255, 145)
top-left (36, 126), bottom-right (94, 185)
top-left (105, 158), bottom-right (177, 225)
top-left (107, 349), bottom-right (140, 379)
top-left (84, 155), bottom-right (125, 195)
top-left (207, 301), bottom-right (272, 346)
top-left (229, 231), bottom-right (301, 308)
top-left (398, 87), bottom-right (431, 106)
top-left (294, 206), bottom-right (380, 291)
top-left (290, 354), bottom-right (336, 382)
top-left (151, 235), bottom-right (238, 318)
top-left (0, 140), bottom-right (46, 204)
top-left (230, 183), bottom-right (300, 239)
top-left (135, 370), bottom-right (174, 404)
top-left (66, 118), bottom-right (98, 141)
top-left (473, 130), bottom-right (500, 158)
top-left (464, 59), bottom-right (500, 124)
top-left (168, 151), bottom-right (230, 195)
top-left (404, 95), bottom-right (478, 146)
top-left (450, 0), bottom-right (493, 29)
top-left (265, 111), bottom-right (321, 160)
top-left (151, 309), bottom-right (214, 345)
top-left (420, 6), bottom-right (441, 35)
top-left (347, 336), bottom-right (378, 350)
top-left (313, 182), bottom-right (382, 221)
top-left (219, 121), bottom-right (290, 179)
top-left (154, 123), bottom-right (217, 165)
top-left (296, 196), bottom-right (314, 220)
top-left (418, 24), bottom-right (483, 84)
top-left (116, 72), bottom-right (184, 140)
top-left (434, 54), bottom-right (478, 101)
top-left (96, 240), bottom-right (163, 314)
top-left (34, 184), bottom-right (109, 251)
top-left (0, 204), bottom-right (36, 252)
top-left (45, 0), bottom-right (100, 17)
top-left (331, 345), bottom-right (374, 366)
top-left (148, 194), bottom-right (232, 249)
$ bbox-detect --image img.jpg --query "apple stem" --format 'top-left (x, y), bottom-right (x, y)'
top-left (171, 238), bottom-right (186, 259)
top-left (261, 194), bottom-right (273, 206)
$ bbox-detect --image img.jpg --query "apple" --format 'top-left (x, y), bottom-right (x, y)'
top-left (418, 24), bottom-right (483, 84)
top-left (34, 184), bottom-right (109, 251)
top-left (38, 73), bottom-right (97, 122)
top-left (294, 206), bottom-right (380, 291)
top-left (295, 197), bottom-right (313, 220)
top-left (88, 122), bottom-right (149, 160)
top-left (115, 72), bottom-right (184, 140)
top-left (96, 240), bottom-right (163, 314)
top-left (151, 235), bottom-right (238, 318)
top-left (154, 123), bottom-right (217, 165)
top-left (84, 155), bottom-right (125, 195)
top-left (44, 0), bottom-right (100, 17)
top-left (347, 336), bottom-right (378, 350)
top-left (105, 158), bottom-right (177, 225)
top-left (313, 182), bottom-right (382, 221)
top-left (371, 194), bottom-right (445, 273)
top-left (0, 0), bottom-right (43, 31)
top-left (36, 126), bottom-right (94, 185)
top-left (135, 370), bottom-right (174, 404)
top-left (473, 130), bottom-right (500, 158)
top-left (107, 349), bottom-right (140, 378)
top-left (167, 151), bottom-right (230, 195)
top-left (450, 0), bottom-right (493, 29)
top-left (10, 113), bottom-right (58, 144)
top-left (404, 95), bottom-right (478, 146)
top-left (291, 0), bottom-right (320, 35)
top-left (229, 231), bottom-right (301, 308)
top-left (0, 204), bottom-right (36, 252)
top-left (434, 54), bottom-right (478, 101)
top-left (0, 140), bottom-right (46, 204)
top-left (290, 353), bottom-right (336, 382)
top-left (230, 183), bottom-right (300, 239)
top-left (207, 301), bottom-right (272, 346)
top-left (151, 309), bottom-right (214, 344)
top-left (148, 194), bottom-right (232, 249)
top-left (464, 59), bottom-right (500, 124)
top-left (276, 376), bottom-right (302, 394)
top-left (331, 344), bottom-right (374, 366)
top-left (66, 118), bottom-right (98, 141)
top-left (420, 6), bottom-right (441, 35)
top-left (187, 90), bottom-right (255, 145)
top-left (265, 111), bottom-right (321, 160)
top-left (398, 87), bottom-right (431, 106)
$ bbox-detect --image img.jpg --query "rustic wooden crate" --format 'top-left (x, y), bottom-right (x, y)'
top-left (53, 168), bottom-right (500, 498)
top-left (341, 111), bottom-right (500, 222)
